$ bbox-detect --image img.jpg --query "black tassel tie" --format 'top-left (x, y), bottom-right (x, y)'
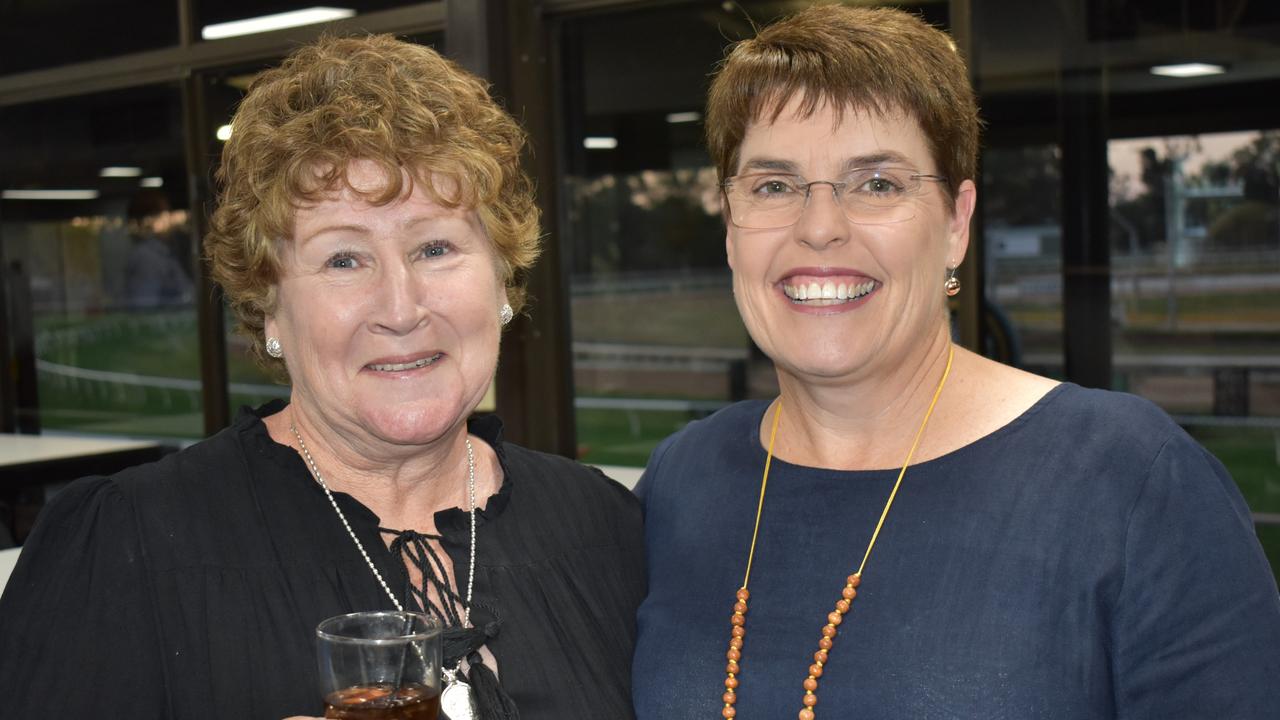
top-left (382, 528), bottom-right (519, 720)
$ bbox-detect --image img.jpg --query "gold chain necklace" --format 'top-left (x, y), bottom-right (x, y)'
top-left (721, 344), bottom-right (954, 720)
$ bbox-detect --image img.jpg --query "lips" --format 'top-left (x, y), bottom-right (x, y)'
top-left (365, 353), bottom-right (443, 372)
top-left (780, 273), bottom-right (879, 306)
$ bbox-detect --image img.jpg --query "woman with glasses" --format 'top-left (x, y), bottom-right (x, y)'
top-left (632, 6), bottom-right (1280, 719)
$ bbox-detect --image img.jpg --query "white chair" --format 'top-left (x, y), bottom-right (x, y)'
top-left (0, 546), bottom-right (22, 596)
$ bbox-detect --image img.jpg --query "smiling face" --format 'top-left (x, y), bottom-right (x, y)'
top-left (266, 160), bottom-right (506, 450)
top-left (726, 97), bottom-right (975, 386)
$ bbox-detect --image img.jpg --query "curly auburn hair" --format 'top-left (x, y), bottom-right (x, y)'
top-left (706, 5), bottom-right (980, 209)
top-left (204, 34), bottom-right (540, 371)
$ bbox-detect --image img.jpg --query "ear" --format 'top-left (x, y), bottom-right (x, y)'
top-left (946, 179), bottom-right (977, 267)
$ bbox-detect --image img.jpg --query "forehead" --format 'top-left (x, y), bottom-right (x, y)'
top-left (291, 160), bottom-right (473, 232)
top-left (737, 97), bottom-right (931, 173)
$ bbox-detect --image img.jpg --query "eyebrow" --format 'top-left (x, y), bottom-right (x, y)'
top-left (296, 223), bottom-right (369, 246)
top-left (738, 151), bottom-right (918, 176)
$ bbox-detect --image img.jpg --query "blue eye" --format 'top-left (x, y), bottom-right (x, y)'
top-left (327, 254), bottom-right (360, 269)
top-left (420, 241), bottom-right (450, 258)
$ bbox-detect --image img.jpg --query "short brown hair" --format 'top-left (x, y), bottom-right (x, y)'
top-left (705, 5), bottom-right (979, 206)
top-left (205, 34), bottom-right (540, 371)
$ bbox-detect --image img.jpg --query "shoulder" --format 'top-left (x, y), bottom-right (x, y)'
top-left (500, 441), bottom-right (640, 514)
top-left (108, 416), bottom-right (257, 500)
top-left (635, 399), bottom-right (769, 501)
top-left (1035, 383), bottom-right (1187, 455)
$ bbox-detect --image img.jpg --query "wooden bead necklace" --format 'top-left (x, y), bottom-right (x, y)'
top-left (721, 344), bottom-right (954, 720)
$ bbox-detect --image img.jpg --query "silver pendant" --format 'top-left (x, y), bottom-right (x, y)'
top-left (442, 672), bottom-right (477, 720)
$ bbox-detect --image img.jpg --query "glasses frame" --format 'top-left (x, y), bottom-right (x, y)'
top-left (719, 167), bottom-right (949, 229)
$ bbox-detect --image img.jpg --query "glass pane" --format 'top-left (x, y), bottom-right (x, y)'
top-left (561, 2), bottom-right (950, 468)
top-left (0, 0), bottom-right (178, 75)
top-left (1108, 130), bottom-right (1280, 553)
top-left (981, 144), bottom-right (1063, 375)
top-left (0, 84), bottom-right (200, 438)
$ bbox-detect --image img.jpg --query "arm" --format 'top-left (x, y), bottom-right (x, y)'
top-left (1111, 435), bottom-right (1280, 717)
top-left (0, 478), bottom-right (168, 715)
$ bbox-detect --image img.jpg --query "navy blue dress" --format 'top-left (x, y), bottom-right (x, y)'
top-left (633, 384), bottom-right (1280, 719)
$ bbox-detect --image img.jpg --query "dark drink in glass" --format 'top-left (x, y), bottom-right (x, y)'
top-left (323, 682), bottom-right (441, 720)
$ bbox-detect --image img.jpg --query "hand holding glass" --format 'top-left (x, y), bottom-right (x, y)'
top-left (316, 611), bottom-right (442, 720)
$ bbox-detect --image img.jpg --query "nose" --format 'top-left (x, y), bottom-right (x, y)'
top-left (793, 180), bottom-right (849, 250)
top-left (369, 260), bottom-right (429, 335)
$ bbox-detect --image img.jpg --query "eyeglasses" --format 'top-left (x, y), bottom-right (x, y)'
top-left (720, 167), bottom-right (948, 229)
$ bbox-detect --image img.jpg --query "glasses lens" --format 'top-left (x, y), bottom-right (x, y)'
top-left (726, 175), bottom-right (804, 229)
top-left (839, 168), bottom-right (919, 224)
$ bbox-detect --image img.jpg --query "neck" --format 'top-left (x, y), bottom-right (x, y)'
top-left (277, 403), bottom-right (485, 532)
top-left (771, 326), bottom-right (954, 470)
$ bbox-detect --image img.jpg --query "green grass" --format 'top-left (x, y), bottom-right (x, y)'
top-left (575, 407), bottom-right (696, 467)
top-left (1190, 427), bottom-right (1280, 576)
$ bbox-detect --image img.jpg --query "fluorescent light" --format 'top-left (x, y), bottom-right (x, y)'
top-left (1150, 62), bottom-right (1225, 78)
top-left (99, 166), bottom-right (142, 178)
top-left (666, 111), bottom-right (702, 124)
top-left (583, 136), bottom-right (618, 150)
top-left (140, 177), bottom-right (164, 188)
top-left (216, 124), bottom-right (234, 141)
top-left (2, 189), bottom-right (100, 200)
top-left (201, 7), bottom-right (356, 40)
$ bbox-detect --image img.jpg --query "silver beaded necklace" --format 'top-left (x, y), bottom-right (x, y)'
top-left (290, 421), bottom-right (478, 719)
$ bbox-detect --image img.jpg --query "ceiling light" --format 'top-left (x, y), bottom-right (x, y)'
top-left (2, 189), bottom-right (100, 200)
top-left (583, 136), bottom-right (618, 150)
top-left (666, 111), bottom-right (702, 124)
top-left (201, 7), bottom-right (356, 40)
top-left (140, 177), bottom-right (164, 188)
top-left (1150, 63), bottom-right (1225, 78)
top-left (216, 124), bottom-right (234, 141)
top-left (99, 166), bottom-right (142, 178)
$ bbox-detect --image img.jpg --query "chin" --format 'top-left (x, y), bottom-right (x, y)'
top-left (768, 344), bottom-right (875, 381)
top-left (358, 404), bottom-right (465, 446)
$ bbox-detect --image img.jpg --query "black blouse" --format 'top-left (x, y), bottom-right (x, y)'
top-left (0, 402), bottom-right (645, 719)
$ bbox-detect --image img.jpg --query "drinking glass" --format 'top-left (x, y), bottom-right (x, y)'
top-left (316, 611), bottom-right (443, 720)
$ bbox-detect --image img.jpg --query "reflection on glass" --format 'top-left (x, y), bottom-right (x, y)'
top-left (0, 86), bottom-right (201, 438)
top-left (1108, 130), bottom-right (1280, 573)
top-left (981, 144), bottom-right (1063, 375)
top-left (567, 168), bottom-right (760, 467)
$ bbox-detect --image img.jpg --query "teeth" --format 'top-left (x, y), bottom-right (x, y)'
top-left (369, 354), bottom-right (441, 372)
top-left (782, 280), bottom-right (877, 304)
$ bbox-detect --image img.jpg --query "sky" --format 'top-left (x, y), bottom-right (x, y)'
top-left (1108, 130), bottom-right (1262, 201)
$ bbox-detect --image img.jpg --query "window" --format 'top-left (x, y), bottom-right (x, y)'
top-left (0, 84), bottom-right (201, 438)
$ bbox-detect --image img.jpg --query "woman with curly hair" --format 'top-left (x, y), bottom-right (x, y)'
top-left (0, 35), bottom-right (644, 720)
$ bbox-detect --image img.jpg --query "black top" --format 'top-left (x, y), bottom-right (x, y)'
top-left (633, 384), bottom-right (1280, 719)
top-left (0, 402), bottom-right (646, 719)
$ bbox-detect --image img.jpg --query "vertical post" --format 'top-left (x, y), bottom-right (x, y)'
top-left (1060, 66), bottom-right (1113, 389)
top-left (185, 74), bottom-right (231, 436)
top-left (0, 234), bottom-right (14, 433)
top-left (179, 0), bottom-right (230, 435)
top-left (948, 0), bottom-right (983, 352)
top-left (447, 0), bottom-right (576, 456)
top-left (4, 261), bottom-right (39, 433)
top-left (1163, 160), bottom-right (1181, 329)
